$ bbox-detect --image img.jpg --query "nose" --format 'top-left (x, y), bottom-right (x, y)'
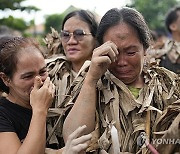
top-left (116, 54), bottom-right (128, 66)
top-left (36, 73), bottom-right (48, 83)
top-left (41, 74), bottom-right (48, 82)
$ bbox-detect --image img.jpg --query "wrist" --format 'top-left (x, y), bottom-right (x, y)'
top-left (32, 109), bottom-right (48, 117)
top-left (84, 75), bottom-right (98, 87)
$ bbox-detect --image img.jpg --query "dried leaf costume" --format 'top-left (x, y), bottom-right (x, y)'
top-left (44, 28), bottom-right (91, 148)
top-left (147, 39), bottom-right (180, 74)
top-left (44, 28), bottom-right (180, 153)
top-left (61, 64), bottom-right (180, 153)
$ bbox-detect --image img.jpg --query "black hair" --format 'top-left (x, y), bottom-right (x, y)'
top-left (0, 36), bottom-right (44, 93)
top-left (96, 7), bottom-right (152, 50)
top-left (61, 9), bottom-right (99, 38)
top-left (165, 6), bottom-right (180, 34)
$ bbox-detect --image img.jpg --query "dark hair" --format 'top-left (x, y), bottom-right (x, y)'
top-left (165, 6), bottom-right (180, 34)
top-left (61, 9), bottom-right (99, 38)
top-left (0, 36), bottom-right (45, 93)
top-left (96, 7), bottom-right (152, 50)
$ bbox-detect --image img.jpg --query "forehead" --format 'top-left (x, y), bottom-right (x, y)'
top-left (103, 22), bottom-right (140, 45)
top-left (17, 45), bottom-right (43, 58)
top-left (16, 46), bottom-right (45, 71)
top-left (63, 16), bottom-right (90, 31)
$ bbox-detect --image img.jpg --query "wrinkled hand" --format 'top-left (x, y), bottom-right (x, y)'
top-left (86, 41), bottom-right (118, 84)
top-left (30, 76), bottom-right (55, 113)
top-left (63, 125), bottom-right (92, 154)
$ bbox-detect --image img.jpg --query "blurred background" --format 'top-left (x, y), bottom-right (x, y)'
top-left (0, 0), bottom-right (179, 42)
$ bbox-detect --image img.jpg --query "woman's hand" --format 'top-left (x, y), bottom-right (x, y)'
top-left (63, 125), bottom-right (92, 154)
top-left (30, 76), bottom-right (55, 114)
top-left (86, 41), bottom-right (119, 85)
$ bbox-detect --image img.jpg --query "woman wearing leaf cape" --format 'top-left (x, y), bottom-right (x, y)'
top-left (62, 7), bottom-right (180, 154)
top-left (44, 9), bottom-right (99, 148)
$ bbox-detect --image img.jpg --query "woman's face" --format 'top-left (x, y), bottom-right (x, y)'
top-left (61, 16), bottom-right (96, 67)
top-left (104, 22), bottom-right (146, 87)
top-left (172, 10), bottom-right (180, 34)
top-left (7, 46), bottom-right (48, 105)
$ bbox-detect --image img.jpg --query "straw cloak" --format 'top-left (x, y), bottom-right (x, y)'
top-left (45, 55), bottom-right (90, 148)
top-left (46, 58), bottom-right (180, 153)
top-left (147, 39), bottom-right (180, 74)
top-left (44, 28), bottom-right (180, 153)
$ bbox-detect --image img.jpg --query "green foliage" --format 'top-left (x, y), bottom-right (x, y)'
top-left (0, 16), bottom-right (29, 32)
top-left (128, 0), bottom-right (179, 32)
top-left (0, 0), bottom-right (39, 35)
top-left (44, 14), bottom-right (64, 33)
top-left (0, 0), bottom-right (39, 11)
top-left (44, 6), bottom-right (78, 34)
top-left (0, 0), bottom-right (23, 10)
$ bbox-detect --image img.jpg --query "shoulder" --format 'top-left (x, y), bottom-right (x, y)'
top-left (146, 66), bottom-right (179, 87)
top-left (145, 64), bottom-right (178, 76)
top-left (45, 54), bottom-right (67, 64)
top-left (46, 54), bottom-right (71, 79)
top-left (150, 66), bottom-right (179, 79)
top-left (0, 97), bottom-right (13, 119)
top-left (146, 66), bottom-right (180, 96)
top-left (0, 97), bottom-right (8, 111)
top-left (0, 101), bottom-right (14, 132)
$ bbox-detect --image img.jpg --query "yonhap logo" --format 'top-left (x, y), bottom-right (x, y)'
top-left (152, 138), bottom-right (180, 145)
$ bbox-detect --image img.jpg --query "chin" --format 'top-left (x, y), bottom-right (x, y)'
top-left (121, 80), bottom-right (131, 85)
top-left (118, 77), bottom-right (134, 85)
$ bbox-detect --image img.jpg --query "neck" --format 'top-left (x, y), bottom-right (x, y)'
top-left (72, 61), bottom-right (85, 73)
top-left (7, 93), bottom-right (31, 109)
top-left (127, 74), bottom-right (144, 89)
top-left (172, 32), bottom-right (180, 42)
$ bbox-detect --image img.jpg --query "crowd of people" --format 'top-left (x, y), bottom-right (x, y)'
top-left (0, 5), bottom-right (179, 154)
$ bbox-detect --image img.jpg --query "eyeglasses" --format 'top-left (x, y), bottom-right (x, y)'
top-left (60, 29), bottom-right (92, 43)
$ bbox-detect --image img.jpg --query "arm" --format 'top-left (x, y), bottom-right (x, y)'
top-left (0, 76), bottom-right (55, 154)
top-left (63, 41), bottom-right (119, 142)
top-left (62, 72), bottom-right (97, 142)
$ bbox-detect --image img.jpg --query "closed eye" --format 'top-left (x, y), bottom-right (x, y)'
top-left (22, 74), bottom-right (34, 80)
top-left (127, 51), bottom-right (136, 56)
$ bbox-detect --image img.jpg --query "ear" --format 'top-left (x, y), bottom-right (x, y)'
top-left (169, 22), bottom-right (177, 32)
top-left (0, 72), bottom-right (11, 87)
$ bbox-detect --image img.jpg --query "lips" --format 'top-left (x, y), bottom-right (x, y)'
top-left (118, 70), bottom-right (130, 74)
top-left (115, 68), bottom-right (131, 74)
top-left (67, 48), bottom-right (79, 54)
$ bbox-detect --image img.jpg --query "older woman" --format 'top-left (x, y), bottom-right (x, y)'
top-left (45, 9), bottom-right (99, 106)
top-left (45, 9), bottom-right (99, 148)
top-left (0, 36), bottom-right (92, 154)
top-left (63, 7), bottom-right (180, 154)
